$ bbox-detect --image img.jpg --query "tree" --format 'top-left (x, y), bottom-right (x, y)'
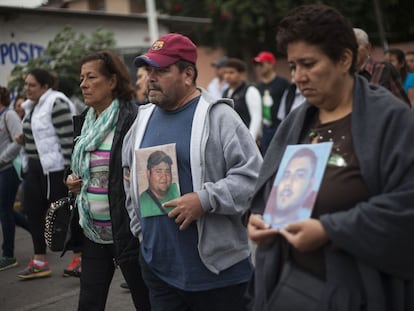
top-left (158, 0), bottom-right (289, 60)
top-left (157, 0), bottom-right (414, 62)
top-left (8, 25), bottom-right (115, 97)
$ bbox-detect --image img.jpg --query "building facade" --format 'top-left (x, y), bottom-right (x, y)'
top-left (0, 3), bottom-right (213, 92)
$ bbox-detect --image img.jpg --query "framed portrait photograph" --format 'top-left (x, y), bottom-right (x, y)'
top-left (135, 143), bottom-right (180, 218)
top-left (263, 142), bottom-right (333, 229)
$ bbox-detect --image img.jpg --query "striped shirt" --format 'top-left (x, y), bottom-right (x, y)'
top-left (23, 98), bottom-right (73, 166)
top-left (87, 129), bottom-right (114, 243)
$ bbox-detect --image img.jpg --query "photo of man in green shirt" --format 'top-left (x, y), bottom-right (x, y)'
top-left (139, 150), bottom-right (180, 217)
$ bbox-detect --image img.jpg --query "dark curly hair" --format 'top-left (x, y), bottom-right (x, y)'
top-left (276, 4), bottom-right (358, 74)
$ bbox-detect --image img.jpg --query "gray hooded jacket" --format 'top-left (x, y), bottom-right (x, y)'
top-left (122, 89), bottom-right (263, 274)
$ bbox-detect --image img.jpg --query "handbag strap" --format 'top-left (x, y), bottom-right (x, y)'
top-left (68, 191), bottom-right (76, 208)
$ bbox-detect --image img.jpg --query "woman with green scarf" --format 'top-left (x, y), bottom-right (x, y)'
top-left (65, 50), bottom-right (149, 311)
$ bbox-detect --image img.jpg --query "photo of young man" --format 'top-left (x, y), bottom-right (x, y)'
top-left (139, 149), bottom-right (180, 217)
top-left (263, 143), bottom-right (332, 228)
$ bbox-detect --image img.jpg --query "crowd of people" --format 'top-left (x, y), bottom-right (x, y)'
top-left (1, 3), bottom-right (414, 311)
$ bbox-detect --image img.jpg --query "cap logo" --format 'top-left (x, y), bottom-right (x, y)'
top-left (151, 40), bottom-right (165, 51)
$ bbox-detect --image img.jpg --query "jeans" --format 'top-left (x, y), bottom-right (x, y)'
top-left (78, 238), bottom-right (116, 311)
top-left (0, 167), bottom-right (23, 257)
top-left (78, 237), bottom-right (150, 311)
top-left (139, 254), bottom-right (250, 311)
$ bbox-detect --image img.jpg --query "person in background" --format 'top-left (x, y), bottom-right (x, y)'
top-left (277, 70), bottom-right (306, 121)
top-left (12, 94), bottom-right (26, 192)
top-left (62, 244), bottom-right (82, 277)
top-left (65, 50), bottom-right (150, 311)
top-left (406, 51), bottom-right (414, 73)
top-left (123, 33), bottom-right (262, 311)
top-left (248, 4), bottom-right (414, 310)
top-left (136, 66), bottom-right (149, 105)
top-left (384, 48), bottom-right (414, 106)
top-left (0, 86), bottom-right (30, 271)
top-left (13, 95), bottom-right (26, 119)
top-left (15, 68), bottom-right (75, 280)
top-left (222, 58), bottom-right (262, 142)
top-left (354, 28), bottom-right (410, 106)
top-left (207, 55), bottom-right (229, 99)
top-left (253, 51), bottom-right (289, 155)
top-left (22, 80), bottom-right (82, 281)
top-left (384, 48), bottom-right (409, 83)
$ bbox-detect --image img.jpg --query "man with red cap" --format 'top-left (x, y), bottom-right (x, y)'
top-left (253, 51), bottom-right (289, 155)
top-left (123, 33), bottom-right (262, 311)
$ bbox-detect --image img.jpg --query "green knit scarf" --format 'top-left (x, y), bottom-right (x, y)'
top-left (71, 99), bottom-right (119, 243)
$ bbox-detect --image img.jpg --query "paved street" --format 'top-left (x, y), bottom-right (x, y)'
top-left (0, 227), bottom-right (135, 310)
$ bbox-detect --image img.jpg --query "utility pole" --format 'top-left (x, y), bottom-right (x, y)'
top-left (372, 0), bottom-right (388, 51)
top-left (145, 0), bottom-right (159, 44)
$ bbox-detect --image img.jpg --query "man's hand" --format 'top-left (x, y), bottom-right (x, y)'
top-left (279, 219), bottom-right (329, 252)
top-left (247, 213), bottom-right (279, 246)
top-left (165, 192), bottom-right (205, 230)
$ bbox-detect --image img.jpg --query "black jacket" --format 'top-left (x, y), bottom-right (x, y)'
top-left (63, 101), bottom-right (139, 264)
top-left (223, 82), bottom-right (252, 128)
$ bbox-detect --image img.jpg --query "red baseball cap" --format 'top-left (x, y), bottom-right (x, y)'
top-left (134, 33), bottom-right (197, 68)
top-left (253, 51), bottom-right (276, 64)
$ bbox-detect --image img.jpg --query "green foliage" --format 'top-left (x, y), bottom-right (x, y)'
top-left (157, 0), bottom-right (414, 62)
top-left (157, 0), bottom-right (291, 60)
top-left (8, 25), bottom-right (115, 97)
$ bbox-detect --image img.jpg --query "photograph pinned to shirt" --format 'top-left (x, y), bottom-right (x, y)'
top-left (263, 142), bottom-right (333, 229)
top-left (135, 143), bottom-right (181, 218)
